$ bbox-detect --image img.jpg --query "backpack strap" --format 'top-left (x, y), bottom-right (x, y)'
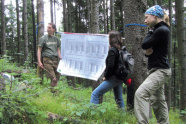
top-left (110, 47), bottom-right (119, 55)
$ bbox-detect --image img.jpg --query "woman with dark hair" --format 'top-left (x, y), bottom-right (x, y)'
top-left (90, 31), bottom-right (125, 110)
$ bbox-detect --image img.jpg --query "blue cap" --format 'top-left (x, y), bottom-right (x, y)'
top-left (145, 5), bottom-right (164, 18)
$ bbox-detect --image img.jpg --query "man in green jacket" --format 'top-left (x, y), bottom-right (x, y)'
top-left (37, 23), bottom-right (62, 88)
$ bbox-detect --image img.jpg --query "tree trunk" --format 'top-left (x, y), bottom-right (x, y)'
top-left (50, 0), bottom-right (53, 23)
top-left (103, 0), bottom-right (107, 33)
top-left (74, 0), bottom-right (79, 33)
top-left (78, 3), bottom-right (81, 32)
top-left (37, 0), bottom-right (44, 84)
top-left (175, 0), bottom-right (186, 119)
top-left (16, 0), bottom-right (21, 63)
top-left (90, 0), bottom-right (103, 103)
top-left (10, 13), bottom-right (14, 61)
top-left (37, 0), bottom-right (44, 41)
top-left (166, 0), bottom-right (173, 110)
top-left (91, 0), bottom-right (99, 33)
top-left (1, 0), bottom-right (6, 56)
top-left (121, 0), bottom-right (125, 36)
top-left (23, 0), bottom-right (29, 62)
top-left (153, 0), bottom-right (157, 5)
top-left (123, 0), bottom-right (147, 109)
top-left (106, 0), bottom-right (109, 33)
top-left (31, 0), bottom-right (37, 66)
top-left (87, 0), bottom-right (91, 33)
top-left (67, 0), bottom-right (72, 32)
top-left (173, 41), bottom-right (176, 109)
top-left (54, 0), bottom-right (56, 25)
top-left (183, 8), bottom-right (186, 115)
top-left (110, 0), bottom-right (115, 30)
top-left (63, 0), bottom-right (68, 32)
top-left (157, 0), bottom-right (162, 6)
top-left (62, 0), bottom-right (66, 31)
top-left (63, 0), bottom-right (76, 85)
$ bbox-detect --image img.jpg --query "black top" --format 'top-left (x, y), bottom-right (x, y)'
top-left (104, 47), bottom-right (119, 79)
top-left (142, 21), bottom-right (170, 70)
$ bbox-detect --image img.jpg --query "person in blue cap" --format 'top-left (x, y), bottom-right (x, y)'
top-left (134, 5), bottom-right (171, 124)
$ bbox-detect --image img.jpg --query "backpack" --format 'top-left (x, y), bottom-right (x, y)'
top-left (115, 46), bottom-right (134, 81)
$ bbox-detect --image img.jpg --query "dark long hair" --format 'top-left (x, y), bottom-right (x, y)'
top-left (109, 31), bottom-right (122, 49)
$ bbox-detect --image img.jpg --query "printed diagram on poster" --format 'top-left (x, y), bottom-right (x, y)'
top-left (57, 32), bottom-right (109, 81)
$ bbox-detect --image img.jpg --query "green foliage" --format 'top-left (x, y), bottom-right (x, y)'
top-left (0, 83), bottom-right (44, 124)
top-left (29, 81), bottom-right (137, 124)
top-left (180, 109), bottom-right (186, 119)
top-left (0, 59), bottom-right (45, 124)
top-left (0, 58), bottom-right (21, 72)
top-left (72, 103), bottom-right (107, 119)
top-left (0, 59), bottom-right (184, 124)
top-left (0, 92), bottom-right (44, 124)
top-left (180, 109), bottom-right (186, 114)
top-left (21, 70), bottom-right (40, 83)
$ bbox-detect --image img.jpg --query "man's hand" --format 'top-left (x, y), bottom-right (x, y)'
top-left (38, 62), bottom-right (44, 69)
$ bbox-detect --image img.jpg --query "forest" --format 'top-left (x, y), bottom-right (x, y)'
top-left (0, 0), bottom-right (185, 123)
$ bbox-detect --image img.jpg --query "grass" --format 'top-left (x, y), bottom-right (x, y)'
top-left (0, 59), bottom-right (184, 124)
top-left (29, 78), bottom-right (184, 124)
top-left (28, 78), bottom-right (136, 123)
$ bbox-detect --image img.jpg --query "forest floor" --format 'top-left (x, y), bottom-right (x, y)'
top-left (0, 59), bottom-right (184, 124)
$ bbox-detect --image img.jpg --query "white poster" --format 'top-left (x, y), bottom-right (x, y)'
top-left (57, 32), bottom-right (109, 81)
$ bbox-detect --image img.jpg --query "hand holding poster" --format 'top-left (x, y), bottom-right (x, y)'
top-left (57, 32), bottom-right (109, 81)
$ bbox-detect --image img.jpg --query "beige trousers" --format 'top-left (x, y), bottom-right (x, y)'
top-left (134, 68), bottom-right (171, 124)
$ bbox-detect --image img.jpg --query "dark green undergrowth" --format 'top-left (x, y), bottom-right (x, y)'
top-left (0, 59), bottom-right (184, 124)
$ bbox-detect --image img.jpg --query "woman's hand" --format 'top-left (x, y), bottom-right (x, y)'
top-left (144, 48), bottom-right (153, 55)
top-left (102, 77), bottom-right (106, 81)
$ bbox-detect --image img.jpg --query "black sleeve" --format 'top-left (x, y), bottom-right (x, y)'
top-left (104, 49), bottom-right (117, 79)
top-left (142, 27), bottom-right (169, 50)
